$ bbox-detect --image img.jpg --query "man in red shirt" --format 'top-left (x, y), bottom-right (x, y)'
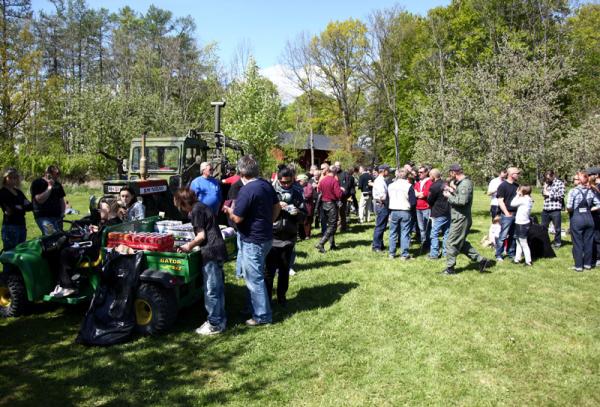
top-left (413, 165), bottom-right (433, 249)
top-left (315, 166), bottom-right (343, 253)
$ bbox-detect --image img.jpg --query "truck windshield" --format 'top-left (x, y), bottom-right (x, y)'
top-left (132, 147), bottom-right (180, 172)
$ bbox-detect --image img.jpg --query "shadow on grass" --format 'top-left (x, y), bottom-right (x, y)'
top-left (456, 259), bottom-right (497, 273)
top-left (334, 239), bottom-right (373, 250)
top-left (345, 223), bottom-right (373, 233)
top-left (294, 259), bottom-right (351, 272)
top-left (275, 282), bottom-right (359, 322)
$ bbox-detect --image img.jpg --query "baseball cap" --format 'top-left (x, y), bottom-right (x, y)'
top-left (378, 164), bottom-right (390, 172)
top-left (448, 164), bottom-right (462, 172)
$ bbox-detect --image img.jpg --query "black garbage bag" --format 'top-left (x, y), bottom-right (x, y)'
top-left (528, 223), bottom-right (556, 260)
top-left (76, 251), bottom-right (144, 346)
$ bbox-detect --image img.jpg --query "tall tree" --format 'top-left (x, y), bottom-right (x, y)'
top-left (282, 31), bottom-right (319, 166)
top-left (223, 57), bottom-right (282, 171)
top-left (362, 7), bottom-right (424, 168)
top-left (309, 19), bottom-right (367, 152)
top-left (0, 0), bottom-right (40, 152)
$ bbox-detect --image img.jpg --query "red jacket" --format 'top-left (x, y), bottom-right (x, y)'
top-left (318, 175), bottom-right (343, 202)
top-left (414, 178), bottom-right (432, 210)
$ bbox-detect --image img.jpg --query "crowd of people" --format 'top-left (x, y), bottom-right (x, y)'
top-left (1, 158), bottom-right (600, 335)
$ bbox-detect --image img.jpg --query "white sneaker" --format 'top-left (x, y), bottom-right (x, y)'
top-left (50, 285), bottom-right (61, 296)
top-left (289, 268), bottom-right (296, 276)
top-left (195, 321), bottom-right (225, 336)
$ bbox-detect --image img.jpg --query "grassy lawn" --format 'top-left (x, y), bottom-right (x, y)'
top-left (1, 188), bottom-right (599, 406)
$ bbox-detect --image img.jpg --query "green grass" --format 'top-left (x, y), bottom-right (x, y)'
top-left (1, 189), bottom-right (599, 406)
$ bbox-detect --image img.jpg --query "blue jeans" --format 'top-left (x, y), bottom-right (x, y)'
top-left (202, 260), bottom-right (226, 326)
top-left (416, 209), bottom-right (431, 244)
top-left (35, 217), bottom-right (63, 236)
top-left (1, 224), bottom-right (27, 251)
top-left (429, 216), bottom-right (450, 258)
top-left (238, 239), bottom-right (272, 323)
top-left (372, 202), bottom-right (389, 250)
top-left (388, 210), bottom-right (412, 257)
top-left (495, 214), bottom-right (516, 258)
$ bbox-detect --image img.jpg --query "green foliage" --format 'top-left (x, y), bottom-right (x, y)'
top-left (222, 58), bottom-right (283, 172)
top-left (414, 43), bottom-right (572, 183)
top-left (0, 1), bottom-right (223, 181)
top-left (566, 4), bottom-right (600, 122)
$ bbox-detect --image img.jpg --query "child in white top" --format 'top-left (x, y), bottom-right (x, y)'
top-left (510, 185), bottom-right (534, 266)
top-left (484, 215), bottom-right (501, 248)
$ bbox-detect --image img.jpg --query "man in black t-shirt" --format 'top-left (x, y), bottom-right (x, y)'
top-left (30, 165), bottom-right (66, 235)
top-left (495, 167), bottom-right (521, 261)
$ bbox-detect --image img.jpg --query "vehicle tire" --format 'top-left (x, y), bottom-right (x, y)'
top-left (134, 283), bottom-right (177, 335)
top-left (0, 273), bottom-right (29, 318)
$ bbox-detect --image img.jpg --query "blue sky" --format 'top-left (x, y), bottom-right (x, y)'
top-left (32, 0), bottom-right (450, 69)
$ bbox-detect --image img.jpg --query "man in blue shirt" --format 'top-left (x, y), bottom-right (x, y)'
top-left (190, 162), bottom-right (221, 214)
top-left (223, 155), bottom-right (280, 326)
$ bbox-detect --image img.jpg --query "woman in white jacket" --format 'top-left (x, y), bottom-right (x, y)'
top-left (510, 185), bottom-right (534, 266)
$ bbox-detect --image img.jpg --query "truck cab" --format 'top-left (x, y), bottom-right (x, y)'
top-left (128, 135), bottom-right (209, 190)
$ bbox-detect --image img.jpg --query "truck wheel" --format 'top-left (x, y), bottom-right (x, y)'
top-left (134, 283), bottom-right (177, 335)
top-left (0, 274), bottom-right (29, 318)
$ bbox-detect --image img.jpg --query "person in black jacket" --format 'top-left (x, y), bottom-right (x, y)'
top-left (0, 168), bottom-right (33, 250)
top-left (51, 198), bottom-right (122, 298)
top-left (427, 168), bottom-right (451, 259)
top-left (335, 161), bottom-right (353, 232)
top-left (265, 167), bottom-right (306, 306)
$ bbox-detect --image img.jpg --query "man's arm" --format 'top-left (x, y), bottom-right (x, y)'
top-left (497, 197), bottom-right (510, 216)
top-left (447, 182), bottom-right (471, 207)
top-left (34, 184), bottom-right (53, 204)
top-left (179, 230), bottom-right (206, 252)
top-left (223, 205), bottom-right (243, 224)
top-left (272, 203), bottom-right (281, 222)
top-left (496, 185), bottom-right (511, 216)
top-left (486, 180), bottom-right (498, 196)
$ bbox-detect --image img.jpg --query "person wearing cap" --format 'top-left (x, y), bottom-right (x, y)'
top-left (442, 164), bottom-right (489, 275)
top-left (495, 167), bottom-right (521, 262)
top-left (0, 168), bottom-right (33, 250)
top-left (372, 165), bottom-right (390, 252)
top-left (190, 162), bottom-right (222, 215)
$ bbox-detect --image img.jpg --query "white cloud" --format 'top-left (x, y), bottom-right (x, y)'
top-left (260, 64), bottom-right (303, 105)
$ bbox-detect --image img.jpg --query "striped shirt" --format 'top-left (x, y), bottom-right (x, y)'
top-left (542, 178), bottom-right (565, 211)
